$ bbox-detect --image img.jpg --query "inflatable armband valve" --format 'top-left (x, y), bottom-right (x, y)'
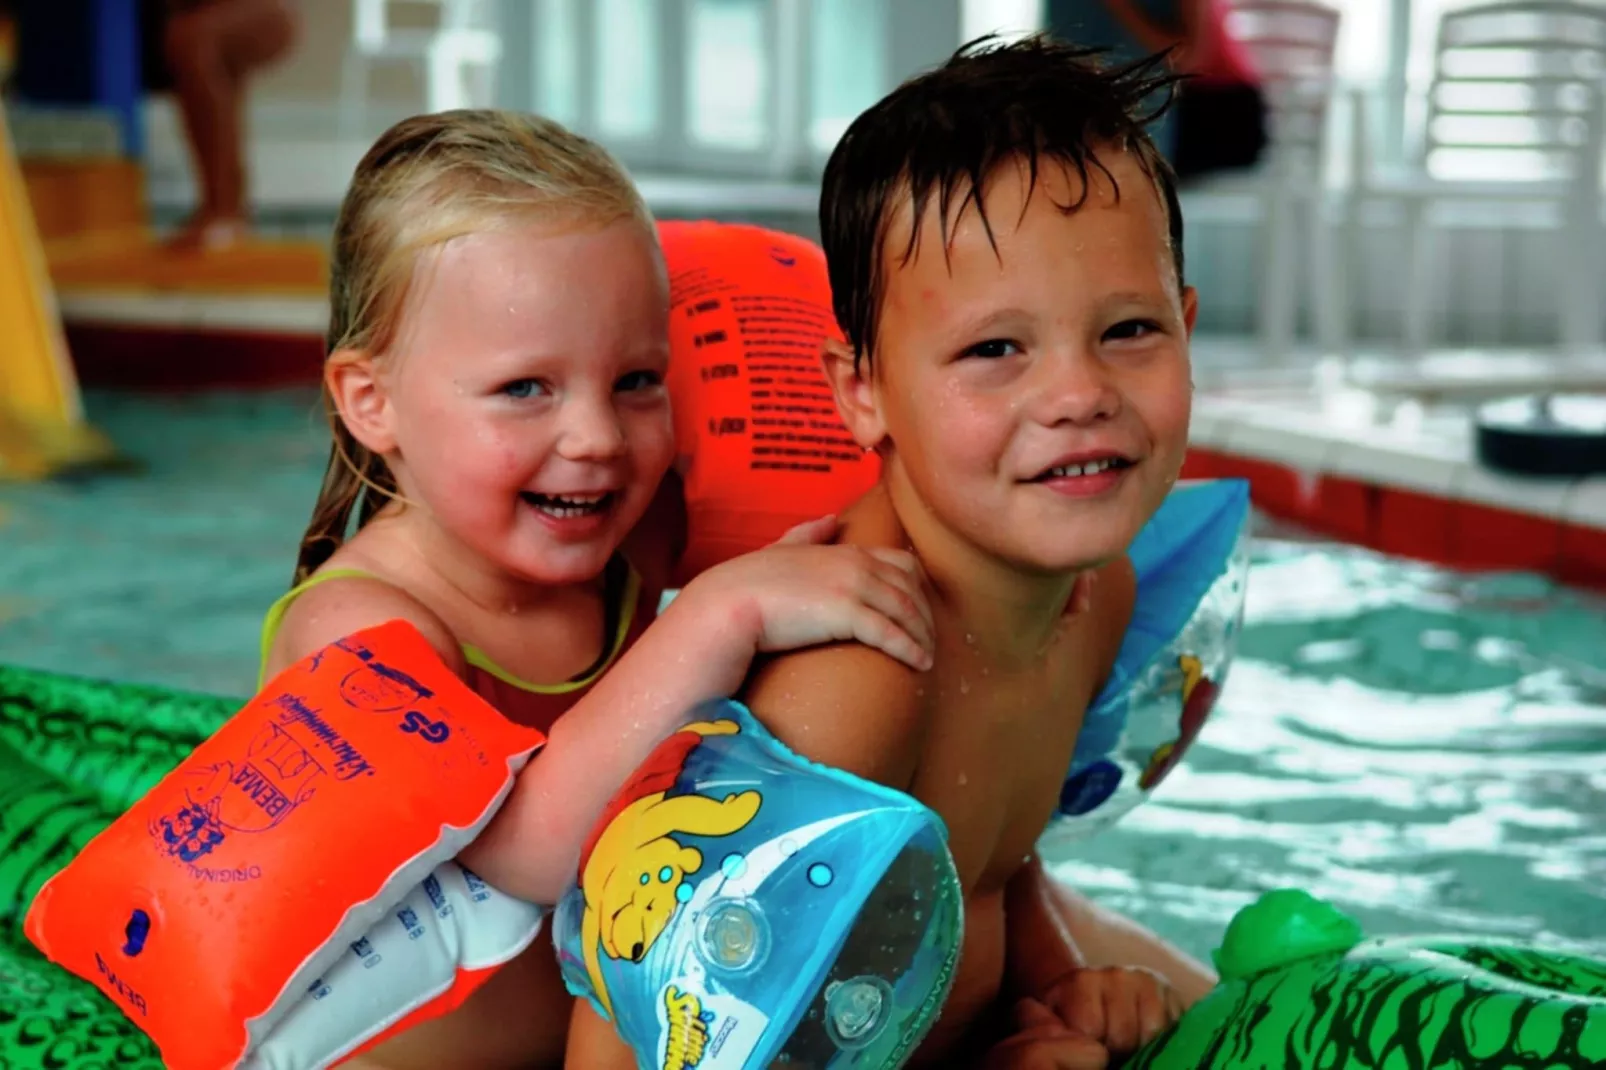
top-left (1127, 889), bottom-right (1606, 1069)
top-left (1049, 479), bottom-right (1252, 840)
top-left (660, 221), bottom-right (880, 584)
top-left (553, 701), bottom-right (962, 1070)
top-left (24, 621), bottom-right (546, 1070)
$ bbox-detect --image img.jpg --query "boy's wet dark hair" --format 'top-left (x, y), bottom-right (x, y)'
top-left (820, 34), bottom-right (1184, 370)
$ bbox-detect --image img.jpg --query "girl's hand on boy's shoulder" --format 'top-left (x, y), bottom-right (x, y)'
top-left (675, 514), bottom-right (935, 672)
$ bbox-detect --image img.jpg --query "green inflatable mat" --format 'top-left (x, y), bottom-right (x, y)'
top-left (0, 663), bottom-right (236, 1069)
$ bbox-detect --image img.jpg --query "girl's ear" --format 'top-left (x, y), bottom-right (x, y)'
top-left (326, 349), bottom-right (397, 455)
top-left (819, 339), bottom-right (888, 451)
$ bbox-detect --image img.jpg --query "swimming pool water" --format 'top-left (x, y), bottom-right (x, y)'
top-left (2, 388), bottom-right (1603, 965)
top-left (1047, 541), bottom-right (1606, 962)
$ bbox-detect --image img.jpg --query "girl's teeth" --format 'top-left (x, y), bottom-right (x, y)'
top-left (525, 492), bottom-right (611, 517)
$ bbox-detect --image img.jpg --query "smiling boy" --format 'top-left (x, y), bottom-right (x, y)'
top-left (570, 35), bottom-right (1222, 1069)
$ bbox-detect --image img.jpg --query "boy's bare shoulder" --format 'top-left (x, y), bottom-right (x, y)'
top-left (743, 641), bottom-right (930, 790)
top-left (737, 485), bottom-right (927, 787)
top-left (267, 562), bottom-right (466, 681)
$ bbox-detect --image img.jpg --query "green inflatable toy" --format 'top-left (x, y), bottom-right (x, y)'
top-left (0, 664), bottom-right (235, 1070)
top-left (1129, 889), bottom-right (1606, 1069)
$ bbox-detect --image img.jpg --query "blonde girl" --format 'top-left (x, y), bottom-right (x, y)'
top-left (260, 110), bottom-right (935, 1068)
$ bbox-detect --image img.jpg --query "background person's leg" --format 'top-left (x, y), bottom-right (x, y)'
top-left (163, 0), bottom-right (298, 248)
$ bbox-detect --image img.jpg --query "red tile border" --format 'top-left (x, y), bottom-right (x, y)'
top-left (1557, 524), bottom-right (1606, 589)
top-left (1447, 502), bottom-right (1563, 574)
top-left (1373, 488), bottom-right (1456, 564)
top-left (1308, 475), bottom-right (1374, 547)
top-left (66, 323), bottom-right (323, 391)
top-left (1218, 454), bottom-right (1320, 522)
top-left (1178, 450), bottom-right (1231, 481)
top-left (1185, 446), bottom-right (1604, 589)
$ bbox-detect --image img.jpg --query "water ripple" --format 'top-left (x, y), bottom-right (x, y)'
top-left (1048, 538), bottom-right (1606, 961)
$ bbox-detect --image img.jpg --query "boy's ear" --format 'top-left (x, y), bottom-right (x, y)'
top-left (1181, 286), bottom-right (1199, 338)
top-left (325, 349), bottom-right (397, 455)
top-left (819, 337), bottom-right (887, 450)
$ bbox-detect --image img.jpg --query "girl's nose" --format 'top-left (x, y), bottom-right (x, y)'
top-left (558, 396), bottom-right (628, 461)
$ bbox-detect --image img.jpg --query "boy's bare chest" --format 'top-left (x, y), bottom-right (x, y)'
top-left (906, 646), bottom-right (1100, 895)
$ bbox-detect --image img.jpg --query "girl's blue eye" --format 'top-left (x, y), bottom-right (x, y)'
top-left (502, 379), bottom-right (544, 399)
top-left (617, 370), bottom-right (663, 392)
top-left (963, 339), bottom-right (1021, 360)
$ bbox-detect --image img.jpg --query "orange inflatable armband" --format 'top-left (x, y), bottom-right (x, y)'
top-left (660, 221), bottom-right (881, 583)
top-left (24, 620), bottom-right (545, 1070)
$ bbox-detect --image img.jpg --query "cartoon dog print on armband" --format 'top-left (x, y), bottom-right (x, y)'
top-left (578, 719), bottom-right (761, 1018)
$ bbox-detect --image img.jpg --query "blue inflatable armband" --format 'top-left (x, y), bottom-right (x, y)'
top-left (552, 701), bottom-right (963, 1069)
top-left (1051, 479), bottom-right (1252, 839)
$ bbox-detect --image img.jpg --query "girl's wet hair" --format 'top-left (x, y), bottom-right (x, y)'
top-left (295, 109), bottom-right (652, 585)
top-left (820, 34), bottom-right (1184, 372)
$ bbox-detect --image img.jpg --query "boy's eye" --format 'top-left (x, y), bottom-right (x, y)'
top-left (1104, 319), bottom-right (1162, 342)
top-left (962, 339), bottom-right (1022, 360)
top-left (501, 378), bottom-right (546, 399)
top-left (617, 370), bottom-right (664, 392)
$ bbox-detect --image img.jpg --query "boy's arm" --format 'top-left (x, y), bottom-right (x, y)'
top-left (553, 643), bottom-right (927, 1070)
top-left (740, 640), bottom-right (930, 787)
top-left (1005, 854), bottom-right (1086, 999)
top-left (565, 998), bottom-right (639, 1070)
top-left (1009, 853), bottom-right (1217, 1006)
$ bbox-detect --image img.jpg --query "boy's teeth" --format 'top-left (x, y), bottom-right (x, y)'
top-left (1044, 459), bottom-right (1115, 479)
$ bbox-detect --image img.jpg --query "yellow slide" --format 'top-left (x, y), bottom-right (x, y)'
top-left (0, 104), bottom-right (118, 481)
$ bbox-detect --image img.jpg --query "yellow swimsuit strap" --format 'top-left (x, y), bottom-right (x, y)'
top-left (257, 561), bottom-right (641, 694)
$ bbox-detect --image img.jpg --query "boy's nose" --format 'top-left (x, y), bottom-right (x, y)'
top-left (1036, 349), bottom-right (1121, 426)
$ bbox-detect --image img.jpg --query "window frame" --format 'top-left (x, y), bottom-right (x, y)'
top-left (514, 0), bottom-right (1450, 178)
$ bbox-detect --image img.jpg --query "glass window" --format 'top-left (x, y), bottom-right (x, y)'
top-left (961, 0), bottom-right (1043, 42)
top-left (1326, 0), bottom-right (1389, 86)
top-left (810, 0), bottom-right (887, 152)
top-left (689, 0), bottom-right (770, 149)
top-left (596, 0), bottom-right (661, 139)
top-left (535, 0), bottom-right (580, 124)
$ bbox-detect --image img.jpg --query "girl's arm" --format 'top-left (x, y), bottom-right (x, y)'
top-left (459, 516), bottom-right (934, 904)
